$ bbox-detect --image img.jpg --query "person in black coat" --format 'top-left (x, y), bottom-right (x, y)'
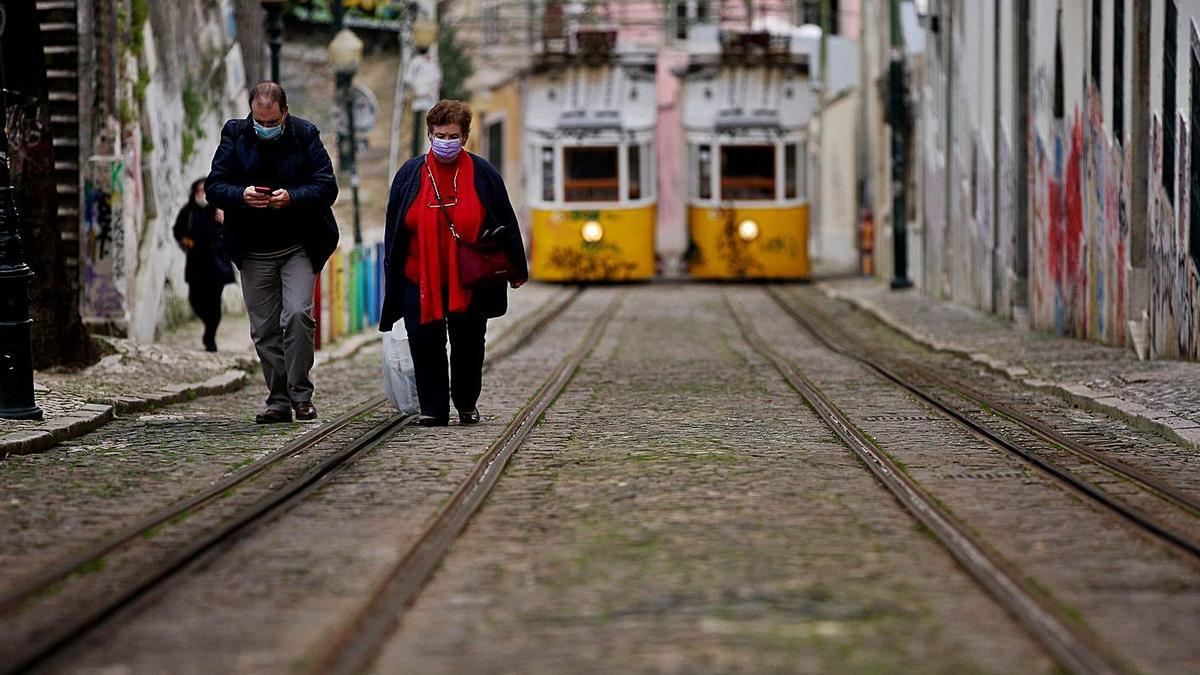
top-left (173, 178), bottom-right (235, 352)
top-left (379, 100), bottom-right (528, 427)
top-left (205, 82), bottom-right (339, 424)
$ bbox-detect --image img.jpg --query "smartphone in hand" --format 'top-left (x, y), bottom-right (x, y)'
top-left (254, 186), bottom-right (273, 194)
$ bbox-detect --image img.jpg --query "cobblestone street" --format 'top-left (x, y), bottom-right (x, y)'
top-left (4, 282), bottom-right (1198, 673)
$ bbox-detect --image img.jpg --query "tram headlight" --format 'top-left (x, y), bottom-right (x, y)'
top-left (737, 219), bottom-right (760, 242)
top-left (581, 220), bottom-right (604, 243)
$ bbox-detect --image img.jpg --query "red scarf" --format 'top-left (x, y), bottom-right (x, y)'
top-left (404, 150), bottom-right (485, 324)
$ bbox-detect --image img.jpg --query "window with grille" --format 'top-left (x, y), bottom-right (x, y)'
top-left (721, 145), bottom-right (776, 201)
top-left (797, 0), bottom-right (839, 34)
top-left (482, 1), bottom-right (501, 45)
top-left (486, 120), bottom-right (503, 176)
top-left (564, 147), bottom-right (619, 202)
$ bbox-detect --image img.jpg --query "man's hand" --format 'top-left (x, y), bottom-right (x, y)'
top-left (268, 189), bottom-right (291, 209)
top-left (243, 186), bottom-right (270, 208)
top-left (214, 208), bottom-right (224, 224)
top-left (180, 236), bottom-right (195, 250)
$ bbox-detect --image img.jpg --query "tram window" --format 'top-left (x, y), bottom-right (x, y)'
top-left (698, 144), bottom-right (712, 200)
top-left (541, 146), bottom-right (554, 202)
top-left (628, 145), bottom-right (642, 200)
top-left (564, 146), bottom-right (619, 202)
top-left (720, 145), bottom-right (776, 200)
top-left (798, 141), bottom-right (809, 200)
top-left (785, 143), bottom-right (797, 200)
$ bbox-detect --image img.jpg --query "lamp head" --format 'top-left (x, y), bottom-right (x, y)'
top-left (329, 28), bottom-right (364, 76)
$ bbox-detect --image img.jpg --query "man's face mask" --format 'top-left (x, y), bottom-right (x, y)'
top-left (254, 118), bottom-right (284, 141)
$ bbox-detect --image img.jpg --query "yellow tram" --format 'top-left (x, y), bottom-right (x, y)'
top-left (525, 29), bottom-right (658, 281)
top-left (681, 28), bottom-right (811, 279)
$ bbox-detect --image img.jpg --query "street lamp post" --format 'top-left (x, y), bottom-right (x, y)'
top-left (409, 19), bottom-right (438, 160)
top-left (262, 0), bottom-right (286, 83)
top-left (886, 0), bottom-right (913, 289)
top-left (0, 103), bottom-right (43, 420)
top-left (330, 27), bottom-right (364, 245)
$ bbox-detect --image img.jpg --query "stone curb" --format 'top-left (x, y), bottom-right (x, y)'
top-left (0, 332), bottom-right (383, 458)
top-left (816, 281), bottom-right (1200, 452)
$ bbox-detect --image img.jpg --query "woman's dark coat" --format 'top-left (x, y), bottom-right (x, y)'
top-left (204, 115), bottom-right (339, 273)
top-left (378, 153), bottom-right (529, 332)
top-left (172, 203), bottom-right (235, 287)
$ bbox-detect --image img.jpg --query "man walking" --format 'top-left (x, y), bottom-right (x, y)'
top-left (206, 82), bottom-right (339, 423)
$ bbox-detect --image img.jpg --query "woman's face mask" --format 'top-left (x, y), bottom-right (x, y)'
top-left (430, 136), bottom-right (462, 163)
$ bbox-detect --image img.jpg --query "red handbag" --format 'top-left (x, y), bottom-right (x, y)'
top-left (426, 161), bottom-right (518, 289)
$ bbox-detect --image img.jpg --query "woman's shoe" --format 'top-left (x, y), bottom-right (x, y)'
top-left (458, 408), bottom-right (480, 425)
top-left (417, 415), bottom-right (449, 427)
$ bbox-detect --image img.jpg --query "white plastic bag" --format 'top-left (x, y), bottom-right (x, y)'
top-left (381, 326), bottom-right (420, 415)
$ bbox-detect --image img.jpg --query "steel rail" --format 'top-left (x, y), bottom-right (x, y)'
top-left (309, 291), bottom-right (624, 675)
top-left (768, 287), bottom-right (1200, 560)
top-left (6, 413), bottom-right (412, 675)
top-left (727, 293), bottom-right (1124, 675)
top-left (0, 286), bottom-right (583, 618)
top-left (1, 287), bottom-right (585, 674)
top-left (0, 394), bottom-right (385, 616)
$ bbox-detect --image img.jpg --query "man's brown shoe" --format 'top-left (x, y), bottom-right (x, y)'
top-left (294, 401), bottom-right (317, 421)
top-left (255, 408), bottom-right (292, 424)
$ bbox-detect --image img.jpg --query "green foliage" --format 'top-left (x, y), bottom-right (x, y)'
top-left (182, 131), bottom-right (198, 164)
top-left (438, 19), bottom-right (474, 102)
top-left (182, 82), bottom-right (205, 130)
top-left (181, 80), bottom-right (208, 164)
top-left (118, 99), bottom-right (136, 126)
top-left (130, 0), bottom-right (149, 56)
top-left (135, 67), bottom-right (151, 104)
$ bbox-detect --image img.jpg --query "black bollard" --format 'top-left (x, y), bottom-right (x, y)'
top-left (0, 125), bottom-right (43, 420)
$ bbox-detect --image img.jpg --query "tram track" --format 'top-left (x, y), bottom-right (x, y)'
top-left (725, 290), bottom-right (1124, 675)
top-left (767, 286), bottom-right (1200, 562)
top-left (306, 290), bottom-right (622, 675)
top-left (1, 286), bottom-right (583, 674)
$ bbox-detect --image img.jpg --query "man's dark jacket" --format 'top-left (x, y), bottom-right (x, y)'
top-left (204, 115), bottom-right (339, 273)
top-left (378, 153), bottom-right (529, 331)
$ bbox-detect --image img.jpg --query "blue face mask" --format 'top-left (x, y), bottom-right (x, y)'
top-left (254, 119), bottom-right (284, 140)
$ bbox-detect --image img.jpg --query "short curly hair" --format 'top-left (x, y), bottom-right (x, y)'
top-left (425, 99), bottom-right (472, 136)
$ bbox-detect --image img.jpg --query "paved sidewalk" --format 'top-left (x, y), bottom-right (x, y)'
top-left (0, 311), bottom-right (377, 457)
top-left (818, 277), bottom-right (1200, 450)
top-left (1, 282), bottom-right (565, 457)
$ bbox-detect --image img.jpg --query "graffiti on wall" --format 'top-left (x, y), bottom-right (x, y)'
top-left (1081, 83), bottom-right (1128, 345)
top-left (82, 159), bottom-right (127, 321)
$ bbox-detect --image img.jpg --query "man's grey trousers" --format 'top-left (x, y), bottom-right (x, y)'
top-left (240, 251), bottom-right (316, 412)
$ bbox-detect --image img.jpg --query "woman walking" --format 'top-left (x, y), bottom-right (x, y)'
top-left (174, 178), bottom-right (235, 352)
top-left (379, 100), bottom-right (528, 426)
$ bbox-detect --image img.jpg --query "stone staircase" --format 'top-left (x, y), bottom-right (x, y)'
top-left (35, 0), bottom-right (81, 292)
